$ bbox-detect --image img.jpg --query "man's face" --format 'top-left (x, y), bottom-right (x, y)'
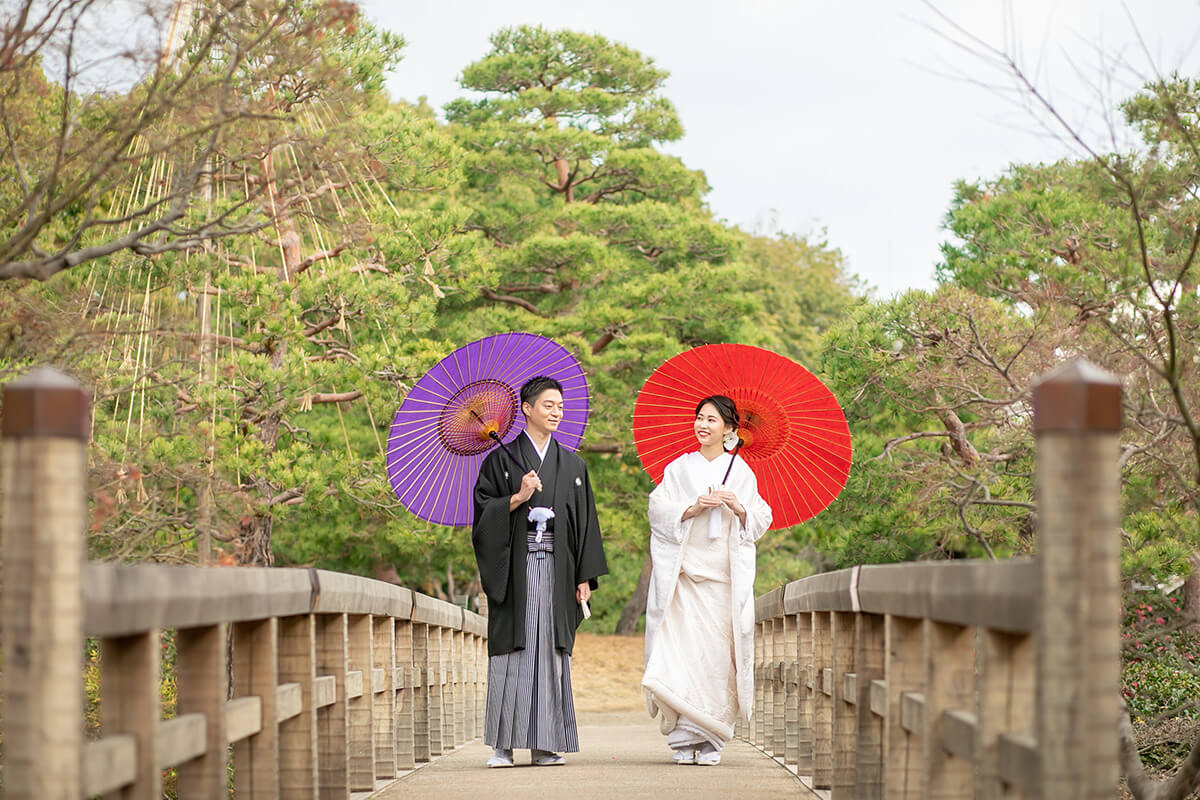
top-left (522, 389), bottom-right (563, 437)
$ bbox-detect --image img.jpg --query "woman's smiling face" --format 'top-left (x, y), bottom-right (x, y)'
top-left (694, 401), bottom-right (732, 447)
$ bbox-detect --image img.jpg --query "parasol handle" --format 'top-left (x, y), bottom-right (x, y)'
top-left (467, 407), bottom-right (529, 472)
top-left (720, 438), bottom-right (744, 486)
top-left (489, 431), bottom-right (529, 473)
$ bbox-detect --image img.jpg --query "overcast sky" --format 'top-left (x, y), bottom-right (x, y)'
top-left (359, 1), bottom-right (1200, 298)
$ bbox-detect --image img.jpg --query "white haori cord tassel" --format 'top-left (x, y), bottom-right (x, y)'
top-left (528, 506), bottom-right (555, 542)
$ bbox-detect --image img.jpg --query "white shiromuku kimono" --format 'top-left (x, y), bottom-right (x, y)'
top-left (642, 451), bottom-right (772, 751)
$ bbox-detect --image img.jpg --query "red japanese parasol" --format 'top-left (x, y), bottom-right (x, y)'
top-left (632, 344), bottom-right (851, 529)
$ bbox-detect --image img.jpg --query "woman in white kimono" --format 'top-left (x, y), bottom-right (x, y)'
top-left (642, 395), bottom-right (772, 765)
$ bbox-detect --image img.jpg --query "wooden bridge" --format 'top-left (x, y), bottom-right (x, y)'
top-left (1, 360), bottom-right (1123, 798)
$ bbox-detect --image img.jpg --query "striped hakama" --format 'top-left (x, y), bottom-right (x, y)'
top-left (484, 526), bottom-right (580, 752)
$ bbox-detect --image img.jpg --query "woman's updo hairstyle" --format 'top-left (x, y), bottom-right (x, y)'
top-left (694, 395), bottom-right (739, 430)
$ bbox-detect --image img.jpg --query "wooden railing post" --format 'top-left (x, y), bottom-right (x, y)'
top-left (797, 610), bottom-right (814, 775)
top-left (233, 617), bottom-right (280, 798)
top-left (884, 615), bottom-right (925, 799)
top-left (976, 629), bottom-right (1034, 799)
top-left (475, 625), bottom-right (487, 738)
top-left (278, 614), bottom-right (318, 798)
top-left (372, 616), bottom-right (397, 780)
top-left (783, 614), bottom-right (800, 768)
top-left (453, 628), bottom-right (467, 747)
top-left (855, 613), bottom-right (886, 799)
top-left (316, 613), bottom-right (350, 796)
top-left (924, 621), bottom-right (973, 797)
top-left (832, 610), bottom-right (857, 794)
top-left (394, 619), bottom-right (417, 769)
top-left (176, 622), bottom-right (229, 796)
top-left (463, 628), bottom-right (477, 742)
top-left (412, 623), bottom-right (431, 762)
top-left (763, 618), bottom-right (776, 753)
top-left (1032, 360), bottom-right (1122, 798)
top-left (427, 626), bottom-right (445, 755)
top-left (772, 618), bottom-right (786, 757)
top-left (754, 619), bottom-right (766, 746)
top-left (812, 611), bottom-right (834, 789)
top-left (99, 631), bottom-right (161, 798)
top-left (346, 613), bottom-right (375, 791)
top-left (1, 367), bottom-right (89, 799)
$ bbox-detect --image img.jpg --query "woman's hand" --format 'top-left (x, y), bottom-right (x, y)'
top-left (680, 489), bottom-right (723, 521)
top-left (713, 489), bottom-right (747, 527)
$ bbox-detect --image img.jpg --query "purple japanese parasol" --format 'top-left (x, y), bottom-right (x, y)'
top-left (386, 333), bottom-right (590, 526)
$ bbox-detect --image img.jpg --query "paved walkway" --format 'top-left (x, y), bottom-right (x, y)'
top-left (371, 711), bottom-right (809, 799)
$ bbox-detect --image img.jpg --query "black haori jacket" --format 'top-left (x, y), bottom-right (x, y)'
top-left (471, 435), bottom-right (607, 657)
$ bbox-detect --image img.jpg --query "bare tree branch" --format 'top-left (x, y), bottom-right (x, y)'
top-left (480, 287), bottom-right (541, 315)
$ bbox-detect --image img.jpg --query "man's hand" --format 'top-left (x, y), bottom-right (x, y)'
top-left (576, 582), bottom-right (591, 605)
top-left (509, 470), bottom-right (542, 510)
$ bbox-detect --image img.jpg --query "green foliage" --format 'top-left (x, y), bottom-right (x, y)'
top-left (809, 287), bottom-right (1048, 565)
top-left (1122, 592), bottom-right (1200, 774)
top-left (0, 18), bottom-right (844, 625)
top-left (1123, 591), bottom-right (1200, 775)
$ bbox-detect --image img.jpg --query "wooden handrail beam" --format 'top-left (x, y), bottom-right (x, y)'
top-left (83, 736), bottom-right (137, 797)
top-left (942, 709), bottom-right (977, 761)
top-left (276, 682), bottom-right (303, 723)
top-left (314, 675), bottom-right (337, 709)
top-left (225, 696), bottom-right (263, 745)
top-left (158, 713), bottom-right (208, 770)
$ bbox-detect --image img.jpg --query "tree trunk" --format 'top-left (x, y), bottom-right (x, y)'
top-left (236, 514), bottom-right (275, 566)
top-left (615, 553), bottom-right (653, 635)
top-left (231, 146), bottom-right (298, 567)
top-left (1182, 550), bottom-right (1200, 634)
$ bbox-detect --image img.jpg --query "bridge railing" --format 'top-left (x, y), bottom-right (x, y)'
top-left (0, 367), bottom-right (488, 799)
top-left (747, 359), bottom-right (1124, 799)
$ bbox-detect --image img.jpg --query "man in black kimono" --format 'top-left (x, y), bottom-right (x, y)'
top-left (472, 375), bottom-right (608, 767)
